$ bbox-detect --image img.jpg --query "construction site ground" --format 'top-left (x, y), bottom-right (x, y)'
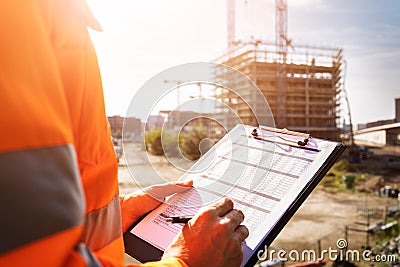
top-left (119, 143), bottom-right (400, 265)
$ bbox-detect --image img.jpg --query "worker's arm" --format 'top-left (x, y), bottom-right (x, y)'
top-left (97, 193), bottom-right (247, 267)
top-left (120, 197), bottom-right (248, 267)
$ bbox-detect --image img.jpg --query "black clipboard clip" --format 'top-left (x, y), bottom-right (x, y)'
top-left (250, 127), bottom-right (320, 152)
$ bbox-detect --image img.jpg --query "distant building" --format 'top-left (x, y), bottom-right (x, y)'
top-left (124, 117), bottom-right (142, 134)
top-left (365, 119), bottom-right (395, 129)
top-left (107, 115), bottom-right (124, 138)
top-left (213, 43), bottom-right (344, 141)
top-left (354, 123), bottom-right (400, 146)
top-left (354, 98), bottom-right (400, 146)
top-left (145, 115), bottom-right (164, 131)
top-left (357, 123), bottom-right (367, 131)
top-left (108, 115), bottom-right (142, 139)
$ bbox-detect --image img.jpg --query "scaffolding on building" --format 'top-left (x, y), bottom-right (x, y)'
top-left (213, 40), bottom-right (344, 140)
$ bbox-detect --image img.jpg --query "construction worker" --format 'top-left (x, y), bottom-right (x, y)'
top-left (0, 1), bottom-right (248, 267)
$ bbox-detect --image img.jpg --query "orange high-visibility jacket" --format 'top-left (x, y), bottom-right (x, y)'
top-left (0, 1), bottom-right (186, 267)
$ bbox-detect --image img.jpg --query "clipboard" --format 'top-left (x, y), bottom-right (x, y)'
top-left (124, 124), bottom-right (346, 266)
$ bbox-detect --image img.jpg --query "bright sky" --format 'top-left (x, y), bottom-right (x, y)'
top-left (88, 0), bottom-right (400, 125)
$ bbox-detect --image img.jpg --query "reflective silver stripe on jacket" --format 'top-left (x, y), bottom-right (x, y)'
top-left (81, 195), bottom-right (122, 251)
top-left (76, 243), bottom-right (102, 267)
top-left (0, 144), bottom-right (84, 253)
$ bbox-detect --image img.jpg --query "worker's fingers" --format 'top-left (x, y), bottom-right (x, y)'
top-left (234, 225), bottom-right (249, 242)
top-left (223, 209), bottom-right (245, 229)
top-left (145, 180), bottom-right (193, 200)
top-left (213, 197), bottom-right (234, 217)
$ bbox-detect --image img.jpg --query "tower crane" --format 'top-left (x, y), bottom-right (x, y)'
top-left (226, 0), bottom-right (289, 127)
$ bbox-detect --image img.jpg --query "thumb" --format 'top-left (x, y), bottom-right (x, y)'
top-left (145, 180), bottom-right (193, 200)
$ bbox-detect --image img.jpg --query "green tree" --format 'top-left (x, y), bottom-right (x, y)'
top-left (145, 128), bottom-right (179, 156)
top-left (162, 130), bottom-right (179, 156)
top-left (145, 128), bottom-right (163, 155)
top-left (179, 126), bottom-right (210, 161)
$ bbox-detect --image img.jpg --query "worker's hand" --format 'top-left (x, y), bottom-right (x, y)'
top-left (162, 197), bottom-right (249, 267)
top-left (120, 180), bottom-right (193, 232)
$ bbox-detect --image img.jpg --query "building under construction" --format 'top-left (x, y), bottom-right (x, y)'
top-left (214, 42), bottom-right (343, 140)
top-left (212, 0), bottom-right (344, 141)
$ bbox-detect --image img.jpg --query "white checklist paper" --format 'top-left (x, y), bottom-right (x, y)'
top-left (130, 124), bottom-right (339, 263)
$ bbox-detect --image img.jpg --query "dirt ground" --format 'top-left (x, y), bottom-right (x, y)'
top-left (271, 188), bottom-right (397, 250)
top-left (118, 145), bottom-right (400, 266)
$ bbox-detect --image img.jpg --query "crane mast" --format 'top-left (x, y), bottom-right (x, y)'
top-left (275, 0), bottom-right (288, 127)
top-left (275, 0), bottom-right (288, 53)
top-left (227, 0), bottom-right (236, 49)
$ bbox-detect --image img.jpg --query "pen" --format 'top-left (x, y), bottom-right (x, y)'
top-left (165, 215), bottom-right (194, 224)
top-left (252, 135), bottom-right (320, 152)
